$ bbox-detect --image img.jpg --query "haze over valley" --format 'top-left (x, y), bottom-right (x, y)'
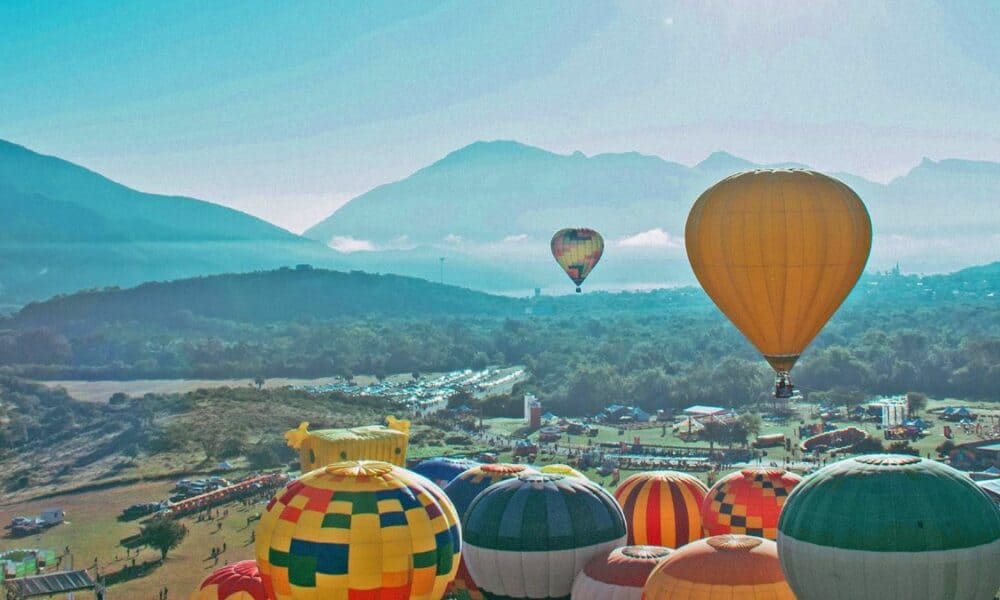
top-left (3, 138), bottom-right (998, 306)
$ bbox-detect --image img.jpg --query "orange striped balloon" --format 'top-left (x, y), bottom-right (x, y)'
top-left (614, 471), bottom-right (708, 548)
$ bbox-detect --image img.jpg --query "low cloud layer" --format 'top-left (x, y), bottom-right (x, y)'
top-left (328, 236), bottom-right (377, 253)
top-left (618, 228), bottom-right (684, 249)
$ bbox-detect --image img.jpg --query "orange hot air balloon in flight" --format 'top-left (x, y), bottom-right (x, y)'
top-left (551, 228), bottom-right (604, 292)
top-left (685, 170), bottom-right (872, 397)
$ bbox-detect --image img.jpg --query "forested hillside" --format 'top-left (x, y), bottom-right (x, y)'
top-left (0, 264), bottom-right (996, 409)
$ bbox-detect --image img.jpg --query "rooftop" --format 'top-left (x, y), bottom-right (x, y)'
top-left (683, 405), bottom-right (727, 416)
top-left (3, 570), bottom-right (95, 598)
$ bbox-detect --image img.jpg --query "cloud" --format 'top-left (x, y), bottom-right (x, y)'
top-left (443, 234), bottom-right (464, 244)
top-left (617, 228), bottom-right (684, 249)
top-left (328, 236), bottom-right (377, 253)
top-left (663, 17), bottom-right (674, 26)
top-left (502, 233), bottom-right (529, 243)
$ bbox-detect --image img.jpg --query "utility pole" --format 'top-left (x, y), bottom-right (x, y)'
top-left (439, 257), bottom-right (445, 284)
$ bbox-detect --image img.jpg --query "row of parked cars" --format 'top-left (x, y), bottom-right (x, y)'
top-left (120, 477), bottom-right (233, 520)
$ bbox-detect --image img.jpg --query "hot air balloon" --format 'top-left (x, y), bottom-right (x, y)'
top-left (411, 457), bottom-right (480, 488)
top-left (685, 170), bottom-right (872, 397)
top-left (255, 461), bottom-right (460, 600)
top-left (642, 535), bottom-right (795, 599)
top-left (463, 473), bottom-right (627, 600)
top-left (614, 470), bottom-right (708, 547)
top-left (443, 463), bottom-right (538, 517)
top-left (550, 228), bottom-right (604, 292)
top-left (442, 464), bottom-right (538, 600)
top-left (284, 418), bottom-right (410, 471)
top-left (778, 455), bottom-right (1000, 600)
top-left (571, 545), bottom-right (672, 600)
top-left (191, 560), bottom-right (268, 600)
top-left (539, 463), bottom-right (587, 479)
top-left (701, 467), bottom-right (801, 540)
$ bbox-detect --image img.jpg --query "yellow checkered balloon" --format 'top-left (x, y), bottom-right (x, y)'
top-left (255, 461), bottom-right (461, 600)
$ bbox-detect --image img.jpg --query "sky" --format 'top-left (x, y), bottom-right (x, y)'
top-left (2, 0), bottom-right (998, 233)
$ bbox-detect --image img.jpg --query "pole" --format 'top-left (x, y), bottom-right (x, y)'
top-left (439, 257), bottom-right (445, 284)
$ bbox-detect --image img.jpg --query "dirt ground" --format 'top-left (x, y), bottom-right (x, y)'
top-left (30, 376), bottom-right (362, 403)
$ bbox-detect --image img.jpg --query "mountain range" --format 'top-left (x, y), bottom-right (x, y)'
top-left (305, 141), bottom-right (1000, 292)
top-left (1, 138), bottom-right (998, 304)
top-left (0, 139), bottom-right (346, 306)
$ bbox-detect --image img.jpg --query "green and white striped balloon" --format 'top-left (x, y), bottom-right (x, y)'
top-left (777, 454), bottom-right (1000, 600)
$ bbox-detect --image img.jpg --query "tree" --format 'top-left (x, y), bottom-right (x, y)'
top-left (701, 420), bottom-right (729, 453)
top-left (199, 435), bottom-right (225, 461)
top-left (824, 386), bottom-right (867, 414)
top-left (797, 346), bottom-right (872, 390)
top-left (737, 413), bottom-right (763, 439)
top-left (109, 392), bottom-right (129, 406)
top-left (626, 368), bottom-right (671, 411)
top-left (447, 390), bottom-right (475, 410)
top-left (906, 391), bottom-right (928, 415)
top-left (935, 439), bottom-right (955, 457)
top-left (851, 436), bottom-right (885, 454)
top-left (727, 420), bottom-right (751, 448)
top-left (246, 438), bottom-right (289, 469)
top-left (888, 441), bottom-right (919, 456)
top-left (254, 377), bottom-right (266, 390)
top-left (139, 518), bottom-right (187, 560)
top-left (565, 364), bottom-right (625, 416)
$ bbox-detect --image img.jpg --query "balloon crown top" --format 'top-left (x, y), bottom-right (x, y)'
top-left (740, 466), bottom-right (788, 478)
top-left (706, 534), bottom-right (764, 551)
top-left (718, 167), bottom-right (830, 180)
top-left (324, 460), bottom-right (394, 478)
top-left (518, 472), bottom-right (564, 484)
top-left (481, 463), bottom-right (529, 474)
top-left (854, 454), bottom-right (922, 466)
top-left (620, 545), bottom-right (673, 560)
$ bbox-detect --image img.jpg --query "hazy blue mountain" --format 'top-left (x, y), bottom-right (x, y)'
top-left (0, 140), bottom-right (346, 306)
top-left (11, 267), bottom-right (523, 328)
top-left (306, 141), bottom-right (1000, 293)
top-left (307, 141), bottom-right (688, 246)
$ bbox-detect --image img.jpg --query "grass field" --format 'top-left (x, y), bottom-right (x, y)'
top-left (0, 481), bottom-right (263, 600)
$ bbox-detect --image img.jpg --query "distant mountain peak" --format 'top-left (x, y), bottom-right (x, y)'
top-left (695, 151), bottom-right (756, 172)
top-left (434, 140), bottom-right (554, 166)
top-left (897, 156), bottom-right (1000, 183)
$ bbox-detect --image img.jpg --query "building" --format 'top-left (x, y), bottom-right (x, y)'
top-left (682, 405), bottom-right (728, 418)
top-left (864, 396), bottom-right (908, 427)
top-left (941, 407), bottom-right (977, 422)
top-left (524, 394), bottom-right (540, 421)
top-left (597, 405), bottom-right (651, 424)
top-left (524, 394), bottom-right (542, 428)
top-left (949, 439), bottom-right (1000, 471)
top-left (976, 479), bottom-right (1000, 507)
top-left (38, 509), bottom-right (64, 525)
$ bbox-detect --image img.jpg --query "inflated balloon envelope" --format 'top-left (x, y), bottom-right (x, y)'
top-left (461, 472), bottom-right (627, 600)
top-left (550, 228), bottom-right (604, 293)
top-left (686, 169), bottom-right (872, 388)
top-left (777, 454), bottom-right (1000, 600)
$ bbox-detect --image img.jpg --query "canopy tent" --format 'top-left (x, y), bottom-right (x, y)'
top-left (3, 570), bottom-right (95, 599)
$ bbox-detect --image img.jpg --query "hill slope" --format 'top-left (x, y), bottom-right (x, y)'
top-left (0, 140), bottom-right (346, 306)
top-left (11, 267), bottom-right (523, 328)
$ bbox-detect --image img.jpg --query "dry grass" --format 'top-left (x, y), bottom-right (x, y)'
top-left (0, 481), bottom-right (263, 599)
top-left (30, 376), bottom-right (369, 404)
